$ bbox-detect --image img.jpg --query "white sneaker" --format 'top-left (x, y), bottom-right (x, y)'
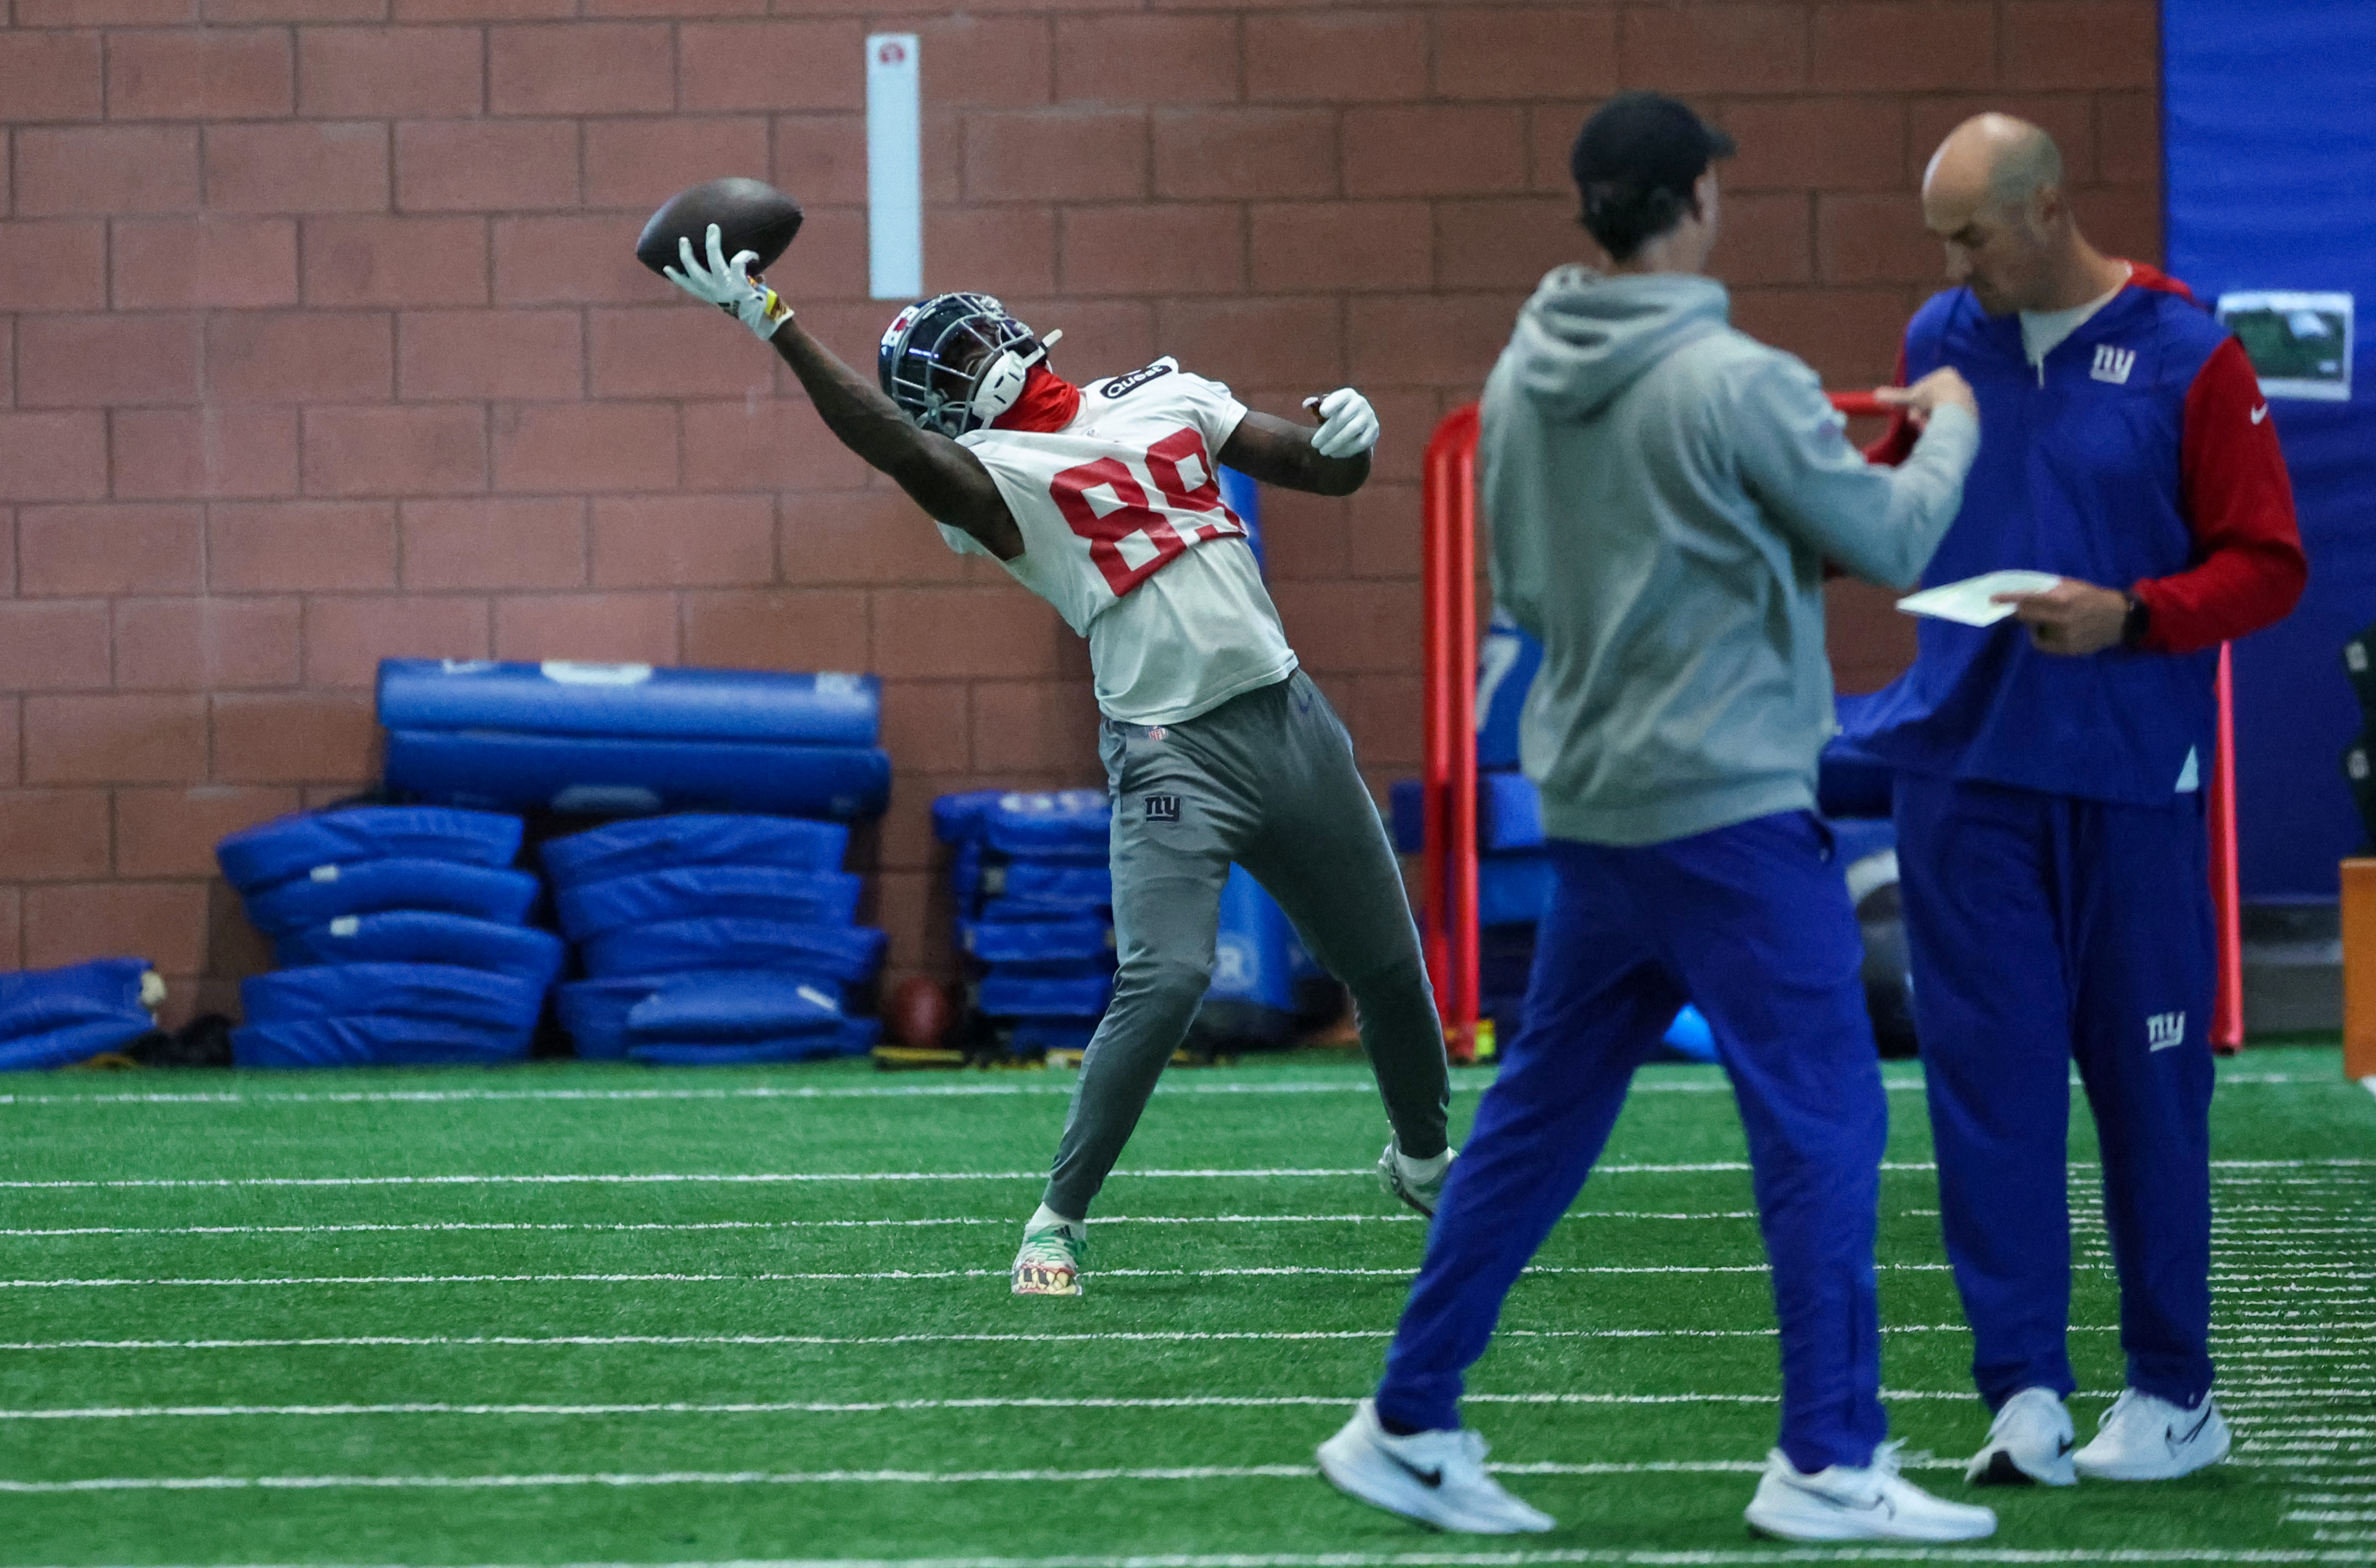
top-left (1966, 1387), bottom-right (2077, 1486)
top-left (1378, 1141), bottom-right (1453, 1218)
top-left (2072, 1390), bottom-right (2230, 1481)
top-left (1745, 1443), bottom-right (1997, 1542)
top-left (1317, 1398), bottom-right (1555, 1534)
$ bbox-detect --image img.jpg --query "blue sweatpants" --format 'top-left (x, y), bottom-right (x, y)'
top-left (1895, 776), bottom-right (2216, 1412)
top-left (1374, 813), bottom-right (1891, 1474)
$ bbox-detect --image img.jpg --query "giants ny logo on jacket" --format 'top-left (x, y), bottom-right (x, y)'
top-left (1851, 265), bottom-right (2306, 807)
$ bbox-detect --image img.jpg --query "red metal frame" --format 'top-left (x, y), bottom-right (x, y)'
top-left (1420, 399), bottom-right (2247, 1059)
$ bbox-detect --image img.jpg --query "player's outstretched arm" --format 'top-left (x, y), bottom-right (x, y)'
top-left (665, 227), bottom-right (1022, 559)
top-left (1219, 388), bottom-right (1378, 497)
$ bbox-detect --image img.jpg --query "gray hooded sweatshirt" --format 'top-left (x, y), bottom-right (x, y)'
top-left (1483, 266), bottom-right (1979, 846)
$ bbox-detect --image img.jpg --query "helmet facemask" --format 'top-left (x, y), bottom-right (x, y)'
top-left (877, 293), bottom-right (1063, 437)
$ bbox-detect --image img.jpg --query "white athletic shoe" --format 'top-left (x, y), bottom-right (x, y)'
top-left (2072, 1390), bottom-right (2230, 1481)
top-left (1378, 1141), bottom-right (1453, 1218)
top-left (1966, 1386), bottom-right (2078, 1486)
top-left (1010, 1220), bottom-right (1084, 1296)
top-left (1317, 1398), bottom-right (1555, 1534)
top-left (1744, 1443), bottom-right (1997, 1542)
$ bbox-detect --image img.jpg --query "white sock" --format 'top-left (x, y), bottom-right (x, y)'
top-left (1028, 1202), bottom-right (1083, 1236)
top-left (1396, 1146), bottom-right (1452, 1183)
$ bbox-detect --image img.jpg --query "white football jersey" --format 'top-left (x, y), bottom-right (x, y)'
top-left (943, 359), bottom-right (1300, 726)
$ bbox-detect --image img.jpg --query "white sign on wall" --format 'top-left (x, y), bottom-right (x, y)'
top-left (866, 34), bottom-right (922, 301)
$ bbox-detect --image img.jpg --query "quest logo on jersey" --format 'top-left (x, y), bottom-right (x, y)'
top-left (1101, 362), bottom-right (1176, 400)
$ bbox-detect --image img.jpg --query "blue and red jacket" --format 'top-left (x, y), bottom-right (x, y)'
top-left (1850, 264), bottom-right (2307, 806)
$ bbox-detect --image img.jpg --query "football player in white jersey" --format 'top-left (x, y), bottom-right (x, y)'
top-left (669, 228), bottom-right (1452, 1296)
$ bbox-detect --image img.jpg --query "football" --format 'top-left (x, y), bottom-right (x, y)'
top-left (634, 177), bottom-right (804, 278)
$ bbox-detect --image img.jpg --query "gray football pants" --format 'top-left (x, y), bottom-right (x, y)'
top-left (1044, 669), bottom-right (1451, 1220)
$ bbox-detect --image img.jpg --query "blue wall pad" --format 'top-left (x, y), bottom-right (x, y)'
top-left (231, 1017), bottom-right (533, 1069)
top-left (0, 1015), bottom-right (157, 1071)
top-left (216, 807), bottom-right (523, 896)
top-left (385, 729), bottom-right (892, 820)
top-left (556, 867), bottom-right (865, 944)
top-left (579, 919), bottom-right (886, 983)
top-left (628, 1034), bottom-right (854, 1066)
top-left (2166, 0), bottom-right (2376, 897)
top-left (1662, 1004), bottom-right (1716, 1063)
top-left (241, 963), bottom-right (546, 1035)
top-left (378, 659), bottom-right (882, 748)
top-left (627, 973), bottom-right (845, 1044)
top-left (541, 814), bottom-right (850, 888)
top-left (1476, 610), bottom-right (1544, 772)
top-left (241, 860), bottom-right (541, 936)
top-left (986, 862), bottom-right (1113, 911)
top-left (0, 958), bottom-right (152, 1042)
top-left (1009, 1017), bottom-right (1099, 1053)
top-left (273, 913), bottom-right (567, 988)
top-left (1478, 853), bottom-right (1555, 929)
top-left (1829, 816), bottom-right (1897, 871)
top-left (1389, 772), bottom-right (1546, 856)
top-left (962, 918), bottom-right (1113, 964)
top-left (978, 971), bottom-right (1113, 1018)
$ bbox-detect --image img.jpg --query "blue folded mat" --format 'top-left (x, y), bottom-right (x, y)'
top-left (0, 1015), bottom-right (157, 1071)
top-left (541, 814), bottom-right (850, 887)
top-left (231, 1017), bottom-right (533, 1069)
top-left (0, 958), bottom-right (153, 1042)
top-left (241, 860), bottom-right (541, 936)
top-left (962, 919), bottom-right (1112, 964)
top-left (579, 918), bottom-right (886, 983)
top-left (272, 913), bottom-right (567, 987)
top-left (556, 867), bottom-right (865, 944)
top-left (983, 791), bottom-right (1110, 858)
top-left (627, 973), bottom-right (845, 1044)
top-left (217, 807), bottom-right (523, 896)
top-left (1476, 611), bottom-right (1544, 772)
top-left (556, 977), bottom-right (654, 1059)
top-left (932, 789), bottom-right (1003, 845)
top-left (241, 963), bottom-right (546, 1034)
top-left (978, 971), bottom-right (1113, 1018)
top-left (385, 729), bottom-right (892, 820)
top-left (986, 861), bottom-right (1113, 911)
top-left (378, 660), bottom-right (883, 748)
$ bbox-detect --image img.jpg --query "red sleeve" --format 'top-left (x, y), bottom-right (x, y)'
top-left (1862, 345), bottom-right (1920, 467)
top-left (2130, 336), bottom-right (2309, 654)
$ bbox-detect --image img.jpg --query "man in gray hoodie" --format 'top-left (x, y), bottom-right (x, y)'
top-left (1319, 93), bottom-right (1991, 1541)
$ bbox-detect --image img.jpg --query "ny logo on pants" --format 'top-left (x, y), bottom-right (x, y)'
top-left (2146, 1010), bottom-right (2187, 1051)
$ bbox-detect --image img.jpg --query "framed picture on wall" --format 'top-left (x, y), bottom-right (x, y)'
top-left (2215, 290), bottom-right (2355, 402)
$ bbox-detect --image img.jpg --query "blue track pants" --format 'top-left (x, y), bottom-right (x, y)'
top-left (1895, 775), bottom-right (2216, 1412)
top-left (1374, 813), bottom-right (1891, 1474)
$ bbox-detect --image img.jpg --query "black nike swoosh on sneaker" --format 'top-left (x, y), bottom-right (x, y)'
top-left (2058, 1438), bottom-right (2076, 1456)
top-left (2171, 1406), bottom-right (2217, 1448)
top-left (1383, 1450), bottom-right (1444, 1489)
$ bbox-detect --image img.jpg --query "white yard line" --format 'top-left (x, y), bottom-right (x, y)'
top-left (0, 1211), bottom-right (1793, 1239)
top-left (8, 1552), bottom-right (2375, 1568)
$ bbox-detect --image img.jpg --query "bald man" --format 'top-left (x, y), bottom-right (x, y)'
top-left (1850, 116), bottom-right (2306, 1487)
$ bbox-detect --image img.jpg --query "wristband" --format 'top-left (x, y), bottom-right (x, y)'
top-left (2120, 593), bottom-right (2152, 648)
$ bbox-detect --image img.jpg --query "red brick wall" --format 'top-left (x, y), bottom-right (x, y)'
top-left (0, 1), bottom-right (2160, 1022)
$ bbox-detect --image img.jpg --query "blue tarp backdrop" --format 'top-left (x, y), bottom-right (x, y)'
top-left (2165, 0), bottom-right (2376, 898)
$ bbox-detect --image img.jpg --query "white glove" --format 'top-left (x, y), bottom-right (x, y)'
top-left (663, 223), bottom-right (792, 342)
top-left (1306, 386), bottom-right (1379, 459)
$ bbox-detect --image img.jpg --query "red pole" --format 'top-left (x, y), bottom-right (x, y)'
top-left (1422, 406), bottom-right (1481, 1059)
top-left (2209, 643), bottom-right (2245, 1052)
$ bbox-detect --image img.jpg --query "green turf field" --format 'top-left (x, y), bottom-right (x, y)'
top-left (0, 1045), bottom-right (2368, 1567)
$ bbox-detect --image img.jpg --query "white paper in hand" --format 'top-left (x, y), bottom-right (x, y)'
top-left (1895, 570), bottom-right (2063, 627)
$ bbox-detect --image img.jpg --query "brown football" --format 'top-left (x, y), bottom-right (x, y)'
top-left (887, 976), bottom-right (955, 1048)
top-left (635, 177), bottom-right (804, 278)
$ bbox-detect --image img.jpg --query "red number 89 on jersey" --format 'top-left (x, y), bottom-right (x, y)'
top-left (1049, 427), bottom-right (1246, 598)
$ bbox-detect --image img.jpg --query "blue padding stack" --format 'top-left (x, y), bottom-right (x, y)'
top-left (378, 659), bottom-right (892, 820)
top-left (218, 807), bottom-right (555, 1068)
top-left (544, 814), bottom-right (882, 1064)
top-left (0, 958), bottom-right (160, 1071)
top-left (936, 790), bottom-right (1116, 1053)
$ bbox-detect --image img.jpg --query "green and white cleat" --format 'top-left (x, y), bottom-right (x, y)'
top-left (1011, 1221), bottom-right (1085, 1296)
top-left (1378, 1140), bottom-right (1453, 1218)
